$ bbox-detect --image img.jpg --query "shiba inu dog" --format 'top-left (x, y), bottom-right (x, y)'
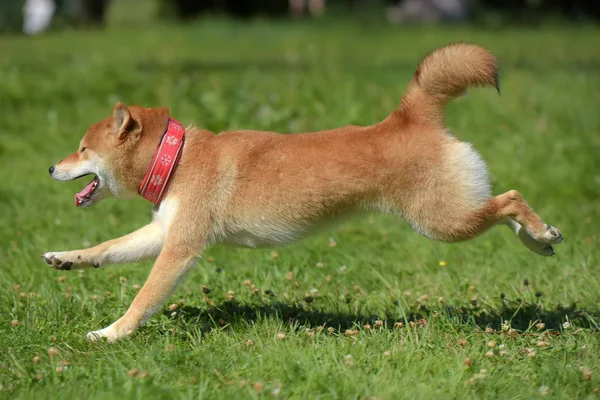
top-left (43, 43), bottom-right (563, 342)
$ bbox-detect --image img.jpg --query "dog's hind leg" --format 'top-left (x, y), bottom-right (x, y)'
top-left (41, 222), bottom-right (164, 270)
top-left (465, 190), bottom-right (563, 256)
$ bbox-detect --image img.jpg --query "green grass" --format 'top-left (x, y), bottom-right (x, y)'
top-left (1, 16), bottom-right (600, 399)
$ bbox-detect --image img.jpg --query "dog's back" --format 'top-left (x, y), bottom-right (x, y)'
top-left (200, 44), bottom-right (499, 245)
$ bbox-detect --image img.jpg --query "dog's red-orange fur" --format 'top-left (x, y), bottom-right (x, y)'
top-left (44, 43), bottom-right (562, 342)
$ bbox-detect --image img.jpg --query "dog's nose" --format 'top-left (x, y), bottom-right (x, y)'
top-left (49, 166), bottom-right (55, 174)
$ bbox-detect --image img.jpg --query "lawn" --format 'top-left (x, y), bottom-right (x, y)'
top-left (1, 12), bottom-right (599, 400)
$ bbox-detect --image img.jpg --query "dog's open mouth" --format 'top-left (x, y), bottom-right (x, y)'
top-left (75, 175), bottom-right (100, 207)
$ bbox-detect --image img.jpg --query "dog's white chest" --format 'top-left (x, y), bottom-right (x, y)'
top-left (153, 198), bottom-right (179, 230)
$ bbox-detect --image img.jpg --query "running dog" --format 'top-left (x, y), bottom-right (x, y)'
top-left (43, 43), bottom-right (563, 342)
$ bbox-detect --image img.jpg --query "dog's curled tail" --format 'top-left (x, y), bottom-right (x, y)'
top-left (397, 43), bottom-right (499, 126)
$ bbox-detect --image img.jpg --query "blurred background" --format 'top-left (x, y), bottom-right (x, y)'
top-left (2, 0), bottom-right (600, 35)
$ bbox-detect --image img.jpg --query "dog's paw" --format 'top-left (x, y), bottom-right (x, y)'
top-left (540, 225), bottom-right (563, 244)
top-left (41, 251), bottom-right (97, 271)
top-left (527, 224), bottom-right (563, 245)
top-left (86, 325), bottom-right (132, 343)
top-left (41, 252), bottom-right (72, 270)
top-left (516, 226), bottom-right (557, 257)
top-left (86, 329), bottom-right (112, 342)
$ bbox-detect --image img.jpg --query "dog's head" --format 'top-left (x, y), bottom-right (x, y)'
top-left (49, 102), bottom-right (169, 207)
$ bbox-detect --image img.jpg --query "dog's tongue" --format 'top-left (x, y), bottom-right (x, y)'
top-left (75, 179), bottom-right (96, 207)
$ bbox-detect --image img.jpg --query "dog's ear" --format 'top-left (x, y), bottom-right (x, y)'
top-left (112, 102), bottom-right (141, 140)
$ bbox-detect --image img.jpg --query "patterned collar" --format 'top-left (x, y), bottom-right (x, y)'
top-left (138, 118), bottom-right (185, 205)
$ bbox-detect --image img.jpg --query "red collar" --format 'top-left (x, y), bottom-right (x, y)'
top-left (138, 118), bottom-right (185, 205)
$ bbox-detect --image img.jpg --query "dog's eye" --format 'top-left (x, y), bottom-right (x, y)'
top-left (80, 147), bottom-right (86, 153)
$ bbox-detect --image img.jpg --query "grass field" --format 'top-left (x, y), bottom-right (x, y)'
top-left (1, 12), bottom-right (600, 399)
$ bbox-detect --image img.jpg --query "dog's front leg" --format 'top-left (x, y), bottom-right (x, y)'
top-left (86, 235), bottom-right (201, 342)
top-left (42, 222), bottom-right (164, 271)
